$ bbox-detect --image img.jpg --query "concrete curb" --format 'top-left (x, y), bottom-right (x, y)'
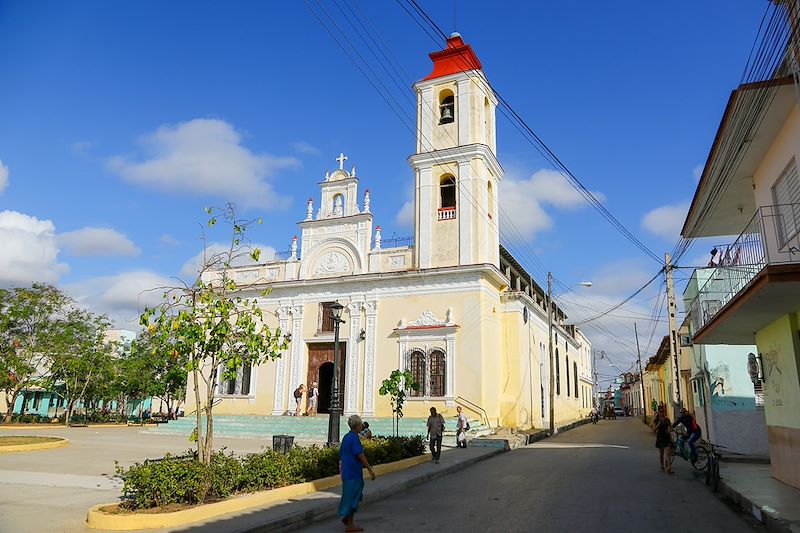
top-left (716, 477), bottom-right (798, 533)
top-left (85, 455), bottom-right (429, 531)
top-left (0, 436), bottom-right (69, 453)
top-left (251, 448), bottom-right (505, 533)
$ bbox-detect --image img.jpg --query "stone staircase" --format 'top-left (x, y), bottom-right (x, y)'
top-left (147, 414), bottom-right (489, 443)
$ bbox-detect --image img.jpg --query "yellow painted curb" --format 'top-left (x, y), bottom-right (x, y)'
top-left (0, 437), bottom-right (69, 453)
top-left (86, 454), bottom-right (429, 531)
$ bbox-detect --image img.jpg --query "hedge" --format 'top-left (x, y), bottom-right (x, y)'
top-left (117, 435), bottom-right (425, 510)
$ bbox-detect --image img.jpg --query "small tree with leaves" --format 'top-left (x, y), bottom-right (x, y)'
top-left (379, 369), bottom-right (419, 437)
top-left (140, 205), bottom-right (286, 464)
top-left (0, 284), bottom-right (75, 423)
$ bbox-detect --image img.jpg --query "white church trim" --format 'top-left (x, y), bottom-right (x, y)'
top-left (362, 300), bottom-right (378, 416)
top-left (272, 306), bottom-right (291, 415)
top-left (345, 302), bottom-right (362, 415)
top-left (287, 305), bottom-right (304, 394)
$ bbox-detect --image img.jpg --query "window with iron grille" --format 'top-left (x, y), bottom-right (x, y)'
top-left (429, 350), bottom-right (446, 397)
top-left (218, 363), bottom-right (252, 396)
top-left (408, 350), bottom-right (425, 397)
top-left (405, 347), bottom-right (447, 398)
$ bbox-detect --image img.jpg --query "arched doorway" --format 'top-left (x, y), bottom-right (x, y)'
top-left (318, 362), bottom-right (334, 414)
top-left (307, 343), bottom-right (346, 414)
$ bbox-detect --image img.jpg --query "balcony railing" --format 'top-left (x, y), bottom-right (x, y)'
top-left (438, 207), bottom-right (456, 221)
top-left (691, 203), bottom-right (800, 333)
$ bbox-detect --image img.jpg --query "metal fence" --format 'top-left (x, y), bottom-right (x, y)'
top-left (690, 204), bottom-right (800, 332)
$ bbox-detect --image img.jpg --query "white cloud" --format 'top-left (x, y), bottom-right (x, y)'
top-left (66, 271), bottom-right (177, 327)
top-left (58, 227), bottom-right (141, 257)
top-left (179, 242), bottom-right (278, 280)
top-left (395, 200), bottom-right (414, 228)
top-left (159, 233), bottom-right (181, 246)
top-left (641, 201), bottom-right (690, 241)
top-left (526, 169), bottom-right (606, 210)
top-left (0, 210), bottom-right (68, 286)
top-left (109, 119), bottom-right (299, 209)
top-left (290, 141), bottom-right (321, 156)
top-left (71, 141), bottom-right (96, 156)
top-left (0, 160), bottom-right (8, 194)
top-left (500, 169), bottom-right (604, 240)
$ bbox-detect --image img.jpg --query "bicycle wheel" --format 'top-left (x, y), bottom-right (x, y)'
top-left (692, 444), bottom-right (709, 471)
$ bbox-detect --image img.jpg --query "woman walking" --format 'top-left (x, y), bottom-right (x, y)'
top-left (653, 406), bottom-right (673, 474)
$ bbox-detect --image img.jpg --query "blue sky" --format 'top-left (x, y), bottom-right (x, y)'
top-left (0, 1), bottom-right (766, 378)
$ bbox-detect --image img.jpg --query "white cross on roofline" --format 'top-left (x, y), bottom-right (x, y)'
top-left (336, 152), bottom-right (347, 170)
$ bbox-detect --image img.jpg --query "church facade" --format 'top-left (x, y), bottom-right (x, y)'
top-left (186, 34), bottom-right (594, 428)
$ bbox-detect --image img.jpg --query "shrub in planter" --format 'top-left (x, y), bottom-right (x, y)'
top-left (117, 436), bottom-right (425, 511)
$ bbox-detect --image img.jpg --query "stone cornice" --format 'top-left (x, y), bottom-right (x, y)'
top-left (407, 143), bottom-right (503, 180)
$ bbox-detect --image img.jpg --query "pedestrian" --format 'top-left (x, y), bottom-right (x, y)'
top-left (427, 407), bottom-right (445, 463)
top-left (307, 382), bottom-right (319, 417)
top-left (293, 384), bottom-right (305, 416)
top-left (339, 414), bottom-right (376, 532)
top-left (456, 405), bottom-right (469, 448)
top-left (673, 407), bottom-right (702, 462)
top-left (653, 406), bottom-right (673, 474)
top-left (359, 421), bottom-right (372, 439)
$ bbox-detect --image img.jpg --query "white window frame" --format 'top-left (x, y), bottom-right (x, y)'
top-left (397, 328), bottom-right (456, 405)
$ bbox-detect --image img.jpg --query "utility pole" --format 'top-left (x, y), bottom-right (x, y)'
top-left (634, 323), bottom-right (647, 423)
top-left (547, 272), bottom-right (556, 436)
top-left (665, 252), bottom-right (681, 415)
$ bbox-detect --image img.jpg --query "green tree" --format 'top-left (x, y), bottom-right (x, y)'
top-left (379, 369), bottom-right (419, 437)
top-left (47, 309), bottom-right (116, 422)
top-left (0, 284), bottom-right (74, 423)
top-left (140, 205), bottom-right (286, 464)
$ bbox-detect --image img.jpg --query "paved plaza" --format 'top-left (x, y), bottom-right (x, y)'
top-left (0, 426), bottom-right (269, 533)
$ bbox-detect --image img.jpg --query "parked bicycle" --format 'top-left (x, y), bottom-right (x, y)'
top-left (669, 426), bottom-right (710, 471)
top-left (704, 442), bottom-right (725, 492)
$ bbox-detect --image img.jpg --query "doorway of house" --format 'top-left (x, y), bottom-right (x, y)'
top-left (307, 342), bottom-right (346, 414)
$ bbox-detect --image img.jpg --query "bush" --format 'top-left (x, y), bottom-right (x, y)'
top-left (118, 436), bottom-right (425, 510)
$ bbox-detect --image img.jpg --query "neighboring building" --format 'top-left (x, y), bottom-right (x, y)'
top-left (184, 34), bottom-right (594, 429)
top-left (620, 373), bottom-right (643, 417)
top-left (643, 336), bottom-right (670, 421)
top-left (681, 13), bottom-right (800, 486)
top-left (682, 270), bottom-right (769, 456)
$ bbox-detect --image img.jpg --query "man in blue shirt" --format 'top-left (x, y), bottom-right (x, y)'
top-left (339, 414), bottom-right (376, 532)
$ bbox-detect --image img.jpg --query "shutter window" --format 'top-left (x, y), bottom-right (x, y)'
top-left (773, 160), bottom-right (800, 246)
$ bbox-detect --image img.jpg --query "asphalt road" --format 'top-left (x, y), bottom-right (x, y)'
top-left (301, 417), bottom-right (763, 533)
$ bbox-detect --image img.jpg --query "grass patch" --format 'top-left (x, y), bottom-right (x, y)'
top-left (0, 436), bottom-right (62, 446)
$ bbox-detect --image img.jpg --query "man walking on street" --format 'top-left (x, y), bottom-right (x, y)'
top-left (339, 415), bottom-right (376, 532)
top-left (427, 407), bottom-right (445, 463)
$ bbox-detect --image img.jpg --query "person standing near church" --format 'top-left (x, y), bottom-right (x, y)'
top-left (339, 415), bottom-right (375, 532)
top-left (307, 382), bottom-right (318, 416)
top-left (456, 405), bottom-right (469, 448)
top-left (293, 384), bottom-right (305, 416)
top-left (426, 407), bottom-right (445, 463)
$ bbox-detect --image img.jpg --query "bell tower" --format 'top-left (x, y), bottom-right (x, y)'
top-left (408, 33), bottom-right (503, 270)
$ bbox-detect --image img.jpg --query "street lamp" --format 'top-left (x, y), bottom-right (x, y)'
top-left (547, 274), bottom-right (591, 436)
top-left (326, 301), bottom-right (345, 446)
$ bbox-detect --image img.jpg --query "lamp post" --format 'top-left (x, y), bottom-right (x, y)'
top-left (327, 301), bottom-right (345, 446)
top-left (548, 275), bottom-right (591, 436)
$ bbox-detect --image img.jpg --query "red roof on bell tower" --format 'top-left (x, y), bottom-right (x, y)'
top-left (423, 33), bottom-right (483, 81)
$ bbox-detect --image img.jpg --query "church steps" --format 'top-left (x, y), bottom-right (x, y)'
top-left (147, 415), bottom-right (486, 440)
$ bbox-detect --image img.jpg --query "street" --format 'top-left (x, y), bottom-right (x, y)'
top-left (301, 417), bottom-right (762, 532)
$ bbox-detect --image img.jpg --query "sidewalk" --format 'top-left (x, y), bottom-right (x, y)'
top-left (717, 462), bottom-right (800, 532)
top-left (160, 445), bottom-right (500, 532)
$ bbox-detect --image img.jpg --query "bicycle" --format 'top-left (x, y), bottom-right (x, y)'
top-left (704, 442), bottom-right (725, 492)
top-left (669, 427), bottom-right (709, 471)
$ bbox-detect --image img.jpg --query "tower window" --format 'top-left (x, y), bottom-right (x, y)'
top-left (440, 176), bottom-right (456, 209)
top-left (439, 92), bottom-right (455, 124)
top-left (487, 181), bottom-right (494, 220)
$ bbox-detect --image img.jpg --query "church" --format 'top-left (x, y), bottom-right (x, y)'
top-left (187, 34), bottom-right (594, 429)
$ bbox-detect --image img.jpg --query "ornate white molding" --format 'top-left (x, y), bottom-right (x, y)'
top-left (314, 251), bottom-right (350, 275)
top-left (288, 306), bottom-right (304, 396)
top-left (405, 308), bottom-right (456, 328)
top-left (272, 306), bottom-right (291, 415)
top-left (362, 301), bottom-right (378, 416)
top-left (345, 302), bottom-right (362, 415)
